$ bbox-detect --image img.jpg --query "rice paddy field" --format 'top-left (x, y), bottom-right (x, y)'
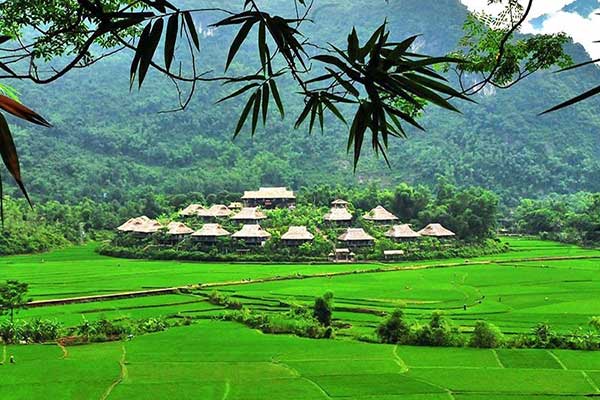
top-left (2, 237), bottom-right (600, 399)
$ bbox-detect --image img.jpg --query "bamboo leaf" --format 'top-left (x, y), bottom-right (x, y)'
top-left (251, 88), bottom-right (261, 135)
top-left (217, 83), bottom-right (260, 104)
top-left (164, 13), bottom-right (179, 72)
top-left (542, 85), bottom-right (600, 114)
top-left (138, 19), bottom-right (164, 88)
top-left (269, 80), bottom-right (285, 118)
top-left (130, 21), bottom-right (152, 88)
top-left (261, 83), bottom-right (270, 125)
top-left (226, 20), bottom-right (255, 71)
top-left (183, 11), bottom-right (200, 50)
top-left (234, 93), bottom-right (256, 137)
top-left (0, 113), bottom-right (30, 206)
top-left (0, 95), bottom-right (51, 127)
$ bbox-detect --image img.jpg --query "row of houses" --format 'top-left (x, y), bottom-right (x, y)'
top-left (179, 187), bottom-right (296, 218)
top-left (117, 216), bottom-right (454, 248)
top-left (181, 195), bottom-right (417, 227)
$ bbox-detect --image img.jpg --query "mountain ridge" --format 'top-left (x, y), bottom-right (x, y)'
top-left (6, 0), bottom-right (600, 205)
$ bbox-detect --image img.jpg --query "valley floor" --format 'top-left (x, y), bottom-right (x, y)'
top-left (1, 238), bottom-right (600, 399)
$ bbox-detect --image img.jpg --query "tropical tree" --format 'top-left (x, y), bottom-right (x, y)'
top-left (0, 280), bottom-right (30, 323)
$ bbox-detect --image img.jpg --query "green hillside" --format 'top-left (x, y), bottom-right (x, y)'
top-left (6, 0), bottom-right (600, 205)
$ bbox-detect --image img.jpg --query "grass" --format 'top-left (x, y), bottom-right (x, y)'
top-left (1, 238), bottom-right (600, 399)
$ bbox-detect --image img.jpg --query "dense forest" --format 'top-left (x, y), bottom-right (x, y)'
top-left (1, 0), bottom-right (598, 208)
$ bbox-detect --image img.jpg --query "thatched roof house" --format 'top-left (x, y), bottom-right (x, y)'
top-left (324, 207), bottom-right (353, 224)
top-left (228, 202), bottom-right (243, 210)
top-left (363, 205), bottom-right (398, 223)
top-left (232, 224), bottom-right (271, 244)
top-left (328, 248), bottom-right (355, 262)
top-left (331, 199), bottom-right (350, 208)
top-left (179, 204), bottom-right (206, 217)
top-left (242, 187), bottom-right (296, 208)
top-left (198, 204), bottom-right (232, 219)
top-left (338, 228), bottom-right (375, 247)
top-left (418, 223), bottom-right (456, 238)
top-left (192, 223), bottom-right (231, 242)
top-left (129, 218), bottom-right (162, 235)
top-left (385, 224), bottom-right (421, 240)
top-left (116, 216), bottom-right (150, 232)
top-left (166, 222), bottom-right (194, 236)
top-left (230, 207), bottom-right (267, 224)
top-left (281, 226), bottom-right (314, 246)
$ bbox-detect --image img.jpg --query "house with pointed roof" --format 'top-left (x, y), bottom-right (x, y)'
top-left (418, 223), bottom-right (456, 238)
top-left (241, 187), bottom-right (296, 209)
top-left (328, 248), bottom-right (355, 262)
top-left (324, 207), bottom-right (353, 225)
top-left (281, 226), bottom-right (314, 246)
top-left (198, 204), bottom-right (232, 220)
top-left (228, 202), bottom-right (243, 210)
top-left (179, 204), bottom-right (206, 217)
top-left (192, 224), bottom-right (231, 244)
top-left (116, 216), bottom-right (151, 233)
top-left (338, 228), bottom-right (375, 247)
top-left (363, 206), bottom-right (398, 224)
top-left (331, 199), bottom-right (350, 208)
top-left (128, 218), bottom-right (162, 236)
top-left (230, 207), bottom-right (267, 224)
top-left (232, 224), bottom-right (271, 246)
top-left (166, 222), bottom-right (194, 241)
top-left (385, 224), bottom-right (421, 241)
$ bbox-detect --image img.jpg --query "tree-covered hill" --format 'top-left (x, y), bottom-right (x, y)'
top-left (6, 0), bottom-right (600, 205)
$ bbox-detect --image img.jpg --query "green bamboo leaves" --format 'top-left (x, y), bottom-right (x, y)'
top-left (213, 10), bottom-right (302, 137)
top-left (130, 11), bottom-right (201, 89)
top-left (303, 23), bottom-right (471, 168)
top-left (0, 95), bottom-right (51, 222)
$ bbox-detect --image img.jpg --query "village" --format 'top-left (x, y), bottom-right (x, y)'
top-left (115, 187), bottom-right (456, 261)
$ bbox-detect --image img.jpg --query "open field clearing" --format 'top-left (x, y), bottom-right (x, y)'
top-left (1, 238), bottom-right (600, 399)
top-left (3, 321), bottom-right (600, 400)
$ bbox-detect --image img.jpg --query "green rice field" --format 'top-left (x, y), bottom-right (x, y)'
top-left (2, 237), bottom-right (600, 399)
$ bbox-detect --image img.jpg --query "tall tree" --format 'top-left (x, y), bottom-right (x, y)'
top-left (0, 280), bottom-right (29, 323)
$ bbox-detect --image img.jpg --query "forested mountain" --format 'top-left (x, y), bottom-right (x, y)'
top-left (6, 0), bottom-right (600, 206)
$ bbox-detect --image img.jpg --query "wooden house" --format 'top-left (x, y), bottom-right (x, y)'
top-left (281, 226), bottom-right (314, 246)
top-left (241, 187), bottom-right (296, 209)
top-left (363, 205), bottom-right (398, 224)
top-left (385, 224), bottom-right (421, 241)
top-left (230, 207), bottom-right (267, 224)
top-left (418, 223), bottom-right (456, 239)
top-left (129, 218), bottom-right (162, 237)
top-left (179, 204), bottom-right (206, 218)
top-left (232, 224), bottom-right (271, 246)
top-left (328, 248), bottom-right (355, 262)
top-left (198, 204), bottom-right (232, 220)
top-left (166, 222), bottom-right (194, 242)
top-left (116, 216), bottom-right (150, 233)
top-left (323, 207), bottom-right (353, 225)
top-left (338, 228), bottom-right (375, 248)
top-left (192, 224), bottom-right (231, 244)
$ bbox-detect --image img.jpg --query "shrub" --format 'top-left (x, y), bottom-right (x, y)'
top-left (136, 317), bottom-right (168, 333)
top-left (0, 319), bottom-right (61, 344)
top-left (413, 312), bottom-right (463, 347)
top-left (376, 309), bottom-right (410, 344)
top-left (469, 321), bottom-right (503, 348)
top-left (313, 292), bottom-right (334, 327)
top-left (224, 307), bottom-right (330, 339)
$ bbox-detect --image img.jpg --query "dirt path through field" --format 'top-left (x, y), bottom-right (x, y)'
top-left (26, 254), bottom-right (600, 309)
top-left (100, 345), bottom-right (127, 400)
top-left (57, 341), bottom-right (69, 359)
